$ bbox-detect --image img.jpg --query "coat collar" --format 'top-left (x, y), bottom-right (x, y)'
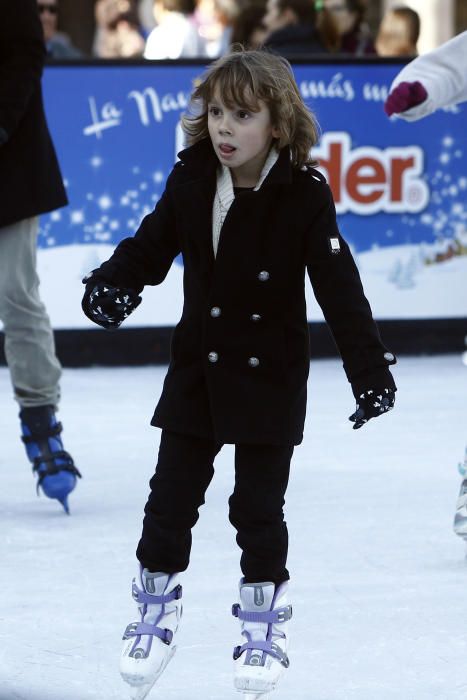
top-left (216, 147), bottom-right (279, 216)
top-left (177, 138), bottom-right (293, 186)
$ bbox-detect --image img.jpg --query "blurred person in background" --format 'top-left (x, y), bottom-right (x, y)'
top-left (0, 0), bottom-right (81, 513)
top-left (325, 0), bottom-right (375, 55)
top-left (193, 0), bottom-right (223, 57)
top-left (263, 0), bottom-right (339, 57)
top-left (375, 5), bottom-right (420, 57)
top-left (212, 0), bottom-right (239, 56)
top-left (230, 0), bottom-right (268, 49)
top-left (138, 0), bottom-right (157, 34)
top-left (144, 0), bottom-right (207, 59)
top-left (193, 0), bottom-right (238, 58)
top-left (94, 0), bottom-right (145, 58)
top-left (37, 0), bottom-right (82, 58)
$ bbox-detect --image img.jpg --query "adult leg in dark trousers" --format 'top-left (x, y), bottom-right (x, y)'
top-left (229, 443), bottom-right (294, 586)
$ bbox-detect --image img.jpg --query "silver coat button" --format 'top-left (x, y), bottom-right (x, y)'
top-left (208, 351), bottom-right (218, 363)
top-left (258, 270), bottom-right (270, 282)
top-left (384, 352), bottom-right (395, 361)
top-left (248, 357), bottom-right (260, 367)
top-left (250, 314), bottom-right (262, 322)
top-left (210, 307), bottom-right (221, 318)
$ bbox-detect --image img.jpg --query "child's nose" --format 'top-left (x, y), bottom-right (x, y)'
top-left (219, 115), bottom-right (233, 134)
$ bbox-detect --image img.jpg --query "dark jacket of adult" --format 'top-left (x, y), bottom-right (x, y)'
top-left (47, 33), bottom-right (83, 59)
top-left (264, 24), bottom-right (328, 57)
top-left (339, 28), bottom-right (376, 56)
top-left (0, 0), bottom-right (68, 229)
top-left (92, 138), bottom-right (396, 446)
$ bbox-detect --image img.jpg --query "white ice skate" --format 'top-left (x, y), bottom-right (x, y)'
top-left (120, 568), bottom-right (182, 700)
top-left (232, 579), bottom-right (291, 698)
top-left (454, 448), bottom-right (467, 540)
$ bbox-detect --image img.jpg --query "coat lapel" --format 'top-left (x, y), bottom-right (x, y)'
top-left (215, 145), bottom-right (292, 264)
top-left (172, 141), bottom-right (218, 279)
top-left (172, 139), bottom-right (293, 281)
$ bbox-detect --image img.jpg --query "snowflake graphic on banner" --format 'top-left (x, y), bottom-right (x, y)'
top-left (397, 135), bottom-right (465, 259)
top-left (38, 162), bottom-right (166, 249)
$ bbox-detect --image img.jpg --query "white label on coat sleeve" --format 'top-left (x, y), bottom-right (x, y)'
top-left (329, 237), bottom-right (341, 254)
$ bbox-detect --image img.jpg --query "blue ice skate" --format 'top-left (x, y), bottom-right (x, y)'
top-left (20, 405), bottom-right (81, 514)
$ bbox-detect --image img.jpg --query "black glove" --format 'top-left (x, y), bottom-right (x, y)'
top-left (349, 387), bottom-right (396, 430)
top-left (81, 274), bottom-right (141, 330)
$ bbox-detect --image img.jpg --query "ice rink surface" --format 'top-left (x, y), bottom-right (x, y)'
top-left (1, 354), bottom-right (466, 700)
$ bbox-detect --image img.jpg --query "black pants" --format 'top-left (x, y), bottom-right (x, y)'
top-left (136, 430), bottom-right (294, 585)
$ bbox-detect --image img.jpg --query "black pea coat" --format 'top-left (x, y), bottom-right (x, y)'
top-left (0, 0), bottom-right (68, 229)
top-left (96, 138), bottom-right (396, 446)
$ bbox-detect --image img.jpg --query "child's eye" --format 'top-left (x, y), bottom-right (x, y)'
top-left (209, 106), bottom-right (221, 116)
top-left (237, 110), bottom-right (250, 119)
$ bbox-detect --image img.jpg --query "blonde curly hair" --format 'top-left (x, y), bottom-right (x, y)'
top-left (181, 46), bottom-right (320, 169)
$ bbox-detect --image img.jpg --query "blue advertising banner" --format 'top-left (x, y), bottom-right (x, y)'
top-left (39, 61), bottom-right (467, 328)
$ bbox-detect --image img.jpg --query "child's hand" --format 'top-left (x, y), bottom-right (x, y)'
top-left (349, 388), bottom-right (395, 430)
top-left (384, 81), bottom-right (428, 116)
top-left (81, 274), bottom-right (141, 330)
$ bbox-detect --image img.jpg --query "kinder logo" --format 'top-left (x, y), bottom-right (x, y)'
top-left (315, 132), bottom-right (430, 215)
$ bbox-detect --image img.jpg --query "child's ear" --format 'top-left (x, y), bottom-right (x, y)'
top-left (272, 126), bottom-right (281, 139)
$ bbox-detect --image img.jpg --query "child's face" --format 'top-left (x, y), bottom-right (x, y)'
top-left (207, 89), bottom-right (280, 186)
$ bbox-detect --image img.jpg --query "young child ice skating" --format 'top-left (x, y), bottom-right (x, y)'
top-left (82, 48), bottom-right (397, 699)
top-left (384, 30), bottom-right (467, 121)
top-left (384, 32), bottom-right (467, 542)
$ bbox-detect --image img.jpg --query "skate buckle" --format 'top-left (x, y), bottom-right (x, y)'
top-left (271, 642), bottom-right (290, 668)
top-left (173, 584), bottom-right (183, 600)
top-left (232, 603), bottom-right (240, 618)
top-left (162, 628), bottom-right (173, 645)
top-left (122, 622), bottom-right (138, 640)
top-left (233, 645), bottom-right (242, 660)
top-left (276, 605), bottom-right (293, 622)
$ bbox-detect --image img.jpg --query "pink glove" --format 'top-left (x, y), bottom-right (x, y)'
top-left (384, 81), bottom-right (428, 117)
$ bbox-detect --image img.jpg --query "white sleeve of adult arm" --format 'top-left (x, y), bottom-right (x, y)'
top-left (389, 30), bottom-right (467, 121)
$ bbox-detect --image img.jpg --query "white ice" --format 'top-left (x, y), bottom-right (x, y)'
top-left (1, 354), bottom-right (467, 700)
